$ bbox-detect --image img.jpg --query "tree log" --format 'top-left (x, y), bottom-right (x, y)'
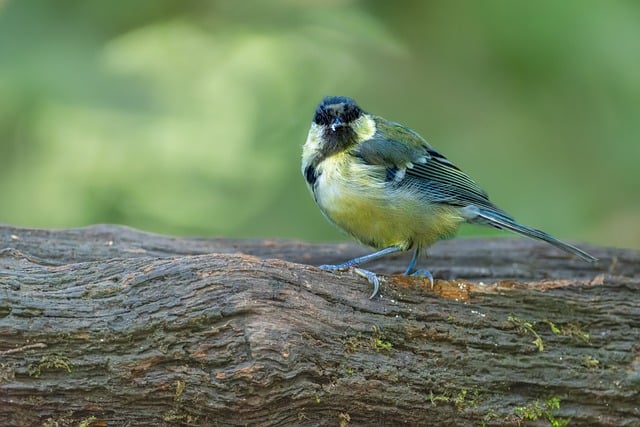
top-left (0, 224), bottom-right (638, 426)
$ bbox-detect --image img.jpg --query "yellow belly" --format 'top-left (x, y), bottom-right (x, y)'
top-left (314, 153), bottom-right (464, 250)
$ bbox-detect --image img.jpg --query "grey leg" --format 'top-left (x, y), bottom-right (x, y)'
top-left (403, 247), bottom-right (421, 275)
top-left (319, 245), bottom-right (402, 299)
top-left (403, 247), bottom-right (434, 288)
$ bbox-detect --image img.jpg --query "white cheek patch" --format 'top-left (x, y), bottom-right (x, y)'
top-left (302, 124), bottom-right (324, 165)
top-left (352, 115), bottom-right (377, 142)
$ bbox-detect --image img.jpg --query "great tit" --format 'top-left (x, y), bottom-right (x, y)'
top-left (302, 96), bottom-right (597, 298)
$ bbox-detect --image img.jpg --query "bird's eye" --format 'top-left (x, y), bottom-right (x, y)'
top-left (313, 107), bottom-right (332, 126)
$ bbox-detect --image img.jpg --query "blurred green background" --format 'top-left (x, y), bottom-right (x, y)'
top-left (1, 0), bottom-right (638, 249)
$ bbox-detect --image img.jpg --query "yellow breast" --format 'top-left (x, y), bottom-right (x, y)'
top-left (313, 152), bottom-right (464, 250)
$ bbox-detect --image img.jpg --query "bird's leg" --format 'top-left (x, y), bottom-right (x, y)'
top-left (403, 247), bottom-right (421, 275)
top-left (319, 245), bottom-right (402, 299)
top-left (319, 245), bottom-right (402, 270)
top-left (403, 247), bottom-right (434, 288)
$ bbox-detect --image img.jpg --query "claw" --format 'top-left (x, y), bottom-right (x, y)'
top-left (410, 269), bottom-right (434, 289)
top-left (353, 268), bottom-right (380, 299)
top-left (316, 246), bottom-right (402, 298)
top-left (319, 264), bottom-right (381, 298)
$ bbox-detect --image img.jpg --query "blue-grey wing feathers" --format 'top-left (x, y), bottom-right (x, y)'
top-left (463, 206), bottom-right (597, 263)
top-left (353, 119), bottom-right (597, 263)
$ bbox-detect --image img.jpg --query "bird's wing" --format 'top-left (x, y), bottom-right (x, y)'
top-left (353, 117), bottom-right (511, 216)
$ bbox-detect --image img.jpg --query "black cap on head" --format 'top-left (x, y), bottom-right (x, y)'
top-left (313, 96), bottom-right (363, 127)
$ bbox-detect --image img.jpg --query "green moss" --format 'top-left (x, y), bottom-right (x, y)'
top-left (560, 323), bottom-right (591, 344)
top-left (514, 396), bottom-right (570, 427)
top-left (43, 416), bottom-right (73, 427)
top-left (78, 416), bottom-right (98, 427)
top-left (175, 379), bottom-right (186, 399)
top-left (544, 320), bottom-right (561, 335)
top-left (508, 315), bottom-right (544, 352)
top-left (0, 363), bottom-right (15, 383)
top-left (342, 335), bottom-right (363, 354)
top-left (372, 337), bottom-right (393, 351)
top-left (28, 355), bottom-right (72, 378)
top-left (342, 326), bottom-right (393, 354)
top-left (452, 389), bottom-right (468, 411)
top-left (427, 388), bottom-right (477, 411)
top-left (162, 409), bottom-right (197, 423)
top-left (427, 391), bottom-right (451, 404)
top-left (370, 326), bottom-right (393, 352)
top-left (581, 355), bottom-right (600, 369)
top-left (339, 412), bottom-right (351, 427)
top-left (545, 320), bottom-right (591, 344)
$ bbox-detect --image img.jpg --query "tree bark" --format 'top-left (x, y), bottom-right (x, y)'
top-left (0, 224), bottom-right (638, 426)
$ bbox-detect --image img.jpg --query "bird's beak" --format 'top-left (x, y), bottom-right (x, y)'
top-left (330, 117), bottom-right (342, 132)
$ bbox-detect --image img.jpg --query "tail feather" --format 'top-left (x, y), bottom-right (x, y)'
top-left (470, 208), bottom-right (598, 263)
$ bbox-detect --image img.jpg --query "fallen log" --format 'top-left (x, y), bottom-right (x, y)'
top-left (0, 225), bottom-right (638, 426)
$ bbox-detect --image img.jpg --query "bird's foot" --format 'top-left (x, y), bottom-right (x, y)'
top-left (410, 269), bottom-right (434, 289)
top-left (319, 264), bottom-right (381, 299)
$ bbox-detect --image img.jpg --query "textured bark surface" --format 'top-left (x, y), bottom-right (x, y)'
top-left (0, 224), bottom-right (638, 426)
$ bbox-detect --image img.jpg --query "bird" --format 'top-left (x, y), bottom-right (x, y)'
top-left (301, 95), bottom-right (597, 298)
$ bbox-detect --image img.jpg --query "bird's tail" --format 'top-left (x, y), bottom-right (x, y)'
top-left (468, 207), bottom-right (598, 263)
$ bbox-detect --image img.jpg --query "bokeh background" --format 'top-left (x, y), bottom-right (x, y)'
top-left (1, 0), bottom-right (638, 249)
